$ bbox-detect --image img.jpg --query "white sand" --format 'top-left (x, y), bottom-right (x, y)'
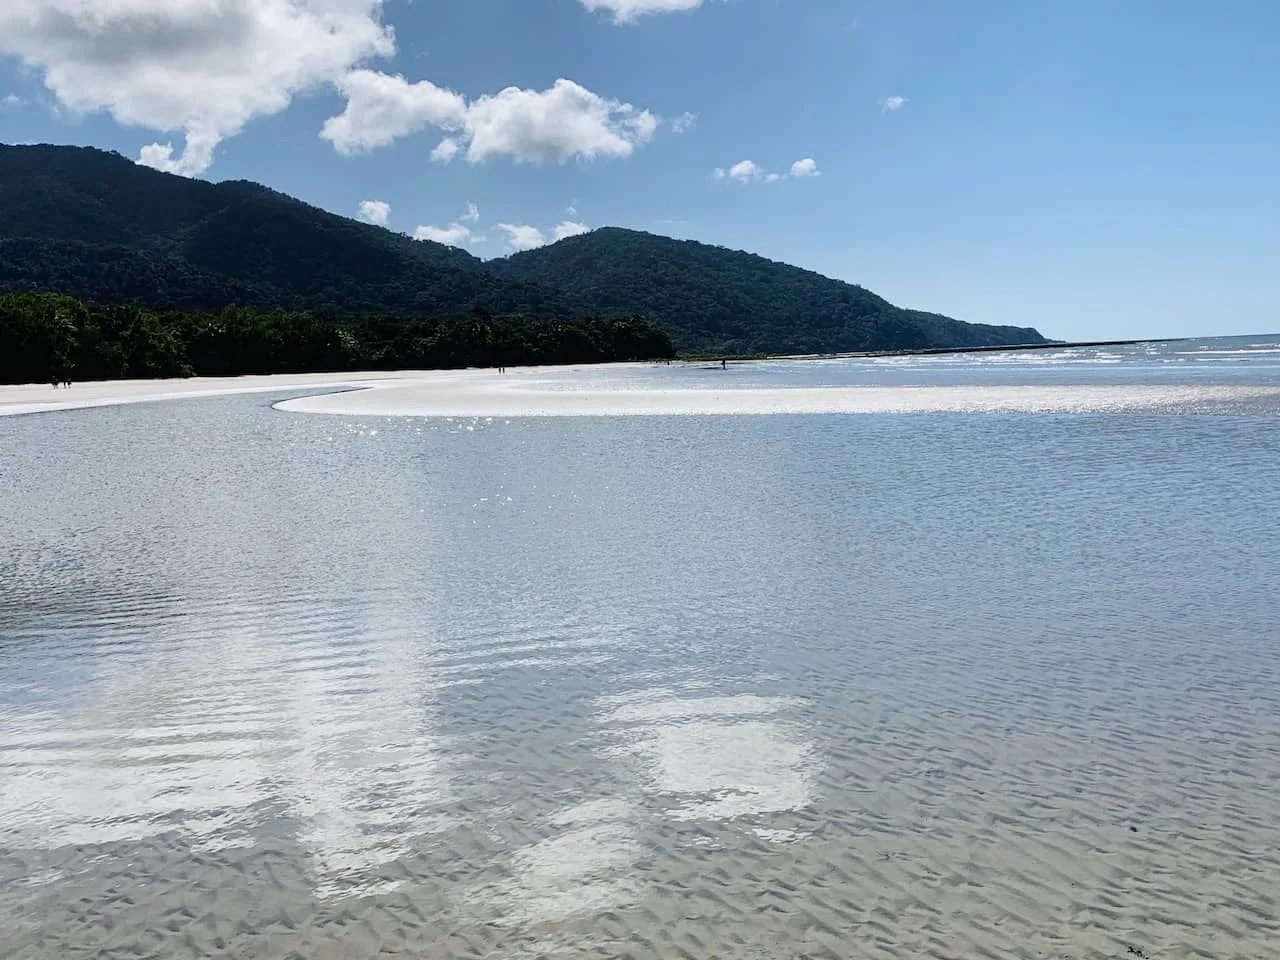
top-left (277, 370), bottom-right (1280, 416)
top-left (0, 370), bottom-right (406, 417)
top-left (3, 364), bottom-right (1278, 418)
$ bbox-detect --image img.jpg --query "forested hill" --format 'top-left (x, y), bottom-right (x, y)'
top-left (494, 228), bottom-right (1046, 355)
top-left (0, 143), bottom-right (1047, 354)
top-left (0, 144), bottom-right (575, 321)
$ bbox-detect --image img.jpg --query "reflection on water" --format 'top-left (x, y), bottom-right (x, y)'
top-left (602, 691), bottom-right (814, 823)
top-left (2, 339), bottom-right (1280, 958)
top-left (0, 598), bottom-right (454, 900)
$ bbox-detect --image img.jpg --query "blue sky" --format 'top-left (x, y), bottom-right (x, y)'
top-left (1, 0), bottom-right (1277, 340)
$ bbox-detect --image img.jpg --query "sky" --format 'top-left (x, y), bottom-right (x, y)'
top-left (1, 0), bottom-right (1277, 341)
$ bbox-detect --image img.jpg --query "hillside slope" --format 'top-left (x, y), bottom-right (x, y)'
top-left (493, 228), bottom-right (1045, 354)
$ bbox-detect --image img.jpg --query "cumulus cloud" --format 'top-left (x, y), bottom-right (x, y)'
top-left (881, 95), bottom-right (907, 112)
top-left (579, 0), bottom-right (704, 23)
top-left (323, 73), bottom-right (657, 164)
top-left (356, 199), bottom-right (391, 226)
top-left (554, 221), bottom-right (591, 241)
top-left (670, 111), bottom-right (697, 134)
top-left (466, 79), bottom-right (656, 164)
top-left (0, 0), bottom-right (395, 176)
top-left (323, 70), bottom-right (467, 154)
top-left (714, 157), bottom-right (820, 183)
top-left (496, 223), bottom-right (548, 252)
top-left (726, 159), bottom-right (764, 183)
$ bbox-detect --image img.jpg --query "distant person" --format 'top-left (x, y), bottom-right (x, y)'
top-left (721, 359), bottom-right (726, 370)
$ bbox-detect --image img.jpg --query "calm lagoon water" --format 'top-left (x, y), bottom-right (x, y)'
top-left (2, 337), bottom-right (1279, 959)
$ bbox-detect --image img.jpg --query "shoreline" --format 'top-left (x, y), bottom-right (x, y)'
top-left (681, 337), bottom-right (1186, 363)
top-left (2, 338), bottom-right (1276, 419)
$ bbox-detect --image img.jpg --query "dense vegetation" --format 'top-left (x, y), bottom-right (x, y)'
top-left (0, 293), bottom-right (674, 385)
top-left (0, 144), bottom-right (579, 321)
top-left (494, 228), bottom-right (1046, 355)
top-left (0, 143), bottom-right (1048, 361)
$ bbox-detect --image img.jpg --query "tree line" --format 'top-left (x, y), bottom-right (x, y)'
top-left (0, 293), bottom-right (676, 385)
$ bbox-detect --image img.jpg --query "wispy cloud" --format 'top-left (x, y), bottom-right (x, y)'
top-left (670, 111), bottom-right (697, 134)
top-left (579, 0), bottom-right (704, 25)
top-left (881, 95), bottom-right (907, 113)
top-left (0, 93), bottom-right (20, 109)
top-left (430, 137), bottom-right (460, 164)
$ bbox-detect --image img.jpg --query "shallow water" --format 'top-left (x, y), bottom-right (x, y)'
top-left (2, 337), bottom-right (1280, 959)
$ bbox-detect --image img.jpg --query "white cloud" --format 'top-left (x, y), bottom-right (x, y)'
top-left (356, 199), bottom-right (391, 227)
top-left (580, 0), bottom-right (704, 24)
top-left (414, 202), bottom-right (485, 247)
top-left (714, 157), bottom-right (820, 184)
top-left (566, 204), bottom-right (579, 216)
top-left (0, 0), bottom-right (395, 176)
top-left (670, 111), bottom-right (697, 134)
top-left (430, 137), bottom-right (460, 164)
top-left (881, 95), bottom-right (907, 112)
top-left (1, 93), bottom-right (21, 109)
top-left (464, 79), bottom-right (657, 164)
top-left (726, 159), bottom-right (764, 183)
top-left (554, 221), bottom-right (591, 241)
top-left (413, 222), bottom-right (478, 247)
top-left (496, 223), bottom-right (548, 252)
top-left (323, 70), bottom-right (467, 155)
top-left (324, 74), bottom-right (657, 164)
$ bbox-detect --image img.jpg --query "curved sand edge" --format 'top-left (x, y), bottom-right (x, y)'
top-left (276, 372), bottom-right (1280, 417)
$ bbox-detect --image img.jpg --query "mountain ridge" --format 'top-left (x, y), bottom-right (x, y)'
top-left (0, 143), bottom-right (1047, 353)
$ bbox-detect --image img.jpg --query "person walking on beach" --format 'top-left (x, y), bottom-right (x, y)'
top-left (721, 359), bottom-right (726, 370)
